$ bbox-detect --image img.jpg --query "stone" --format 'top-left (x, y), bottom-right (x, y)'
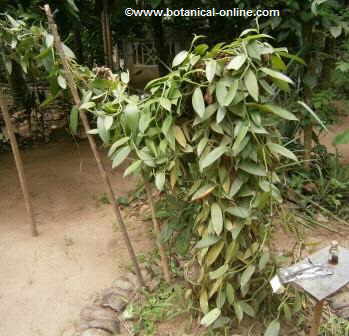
top-left (329, 291), bottom-right (349, 310)
top-left (81, 328), bottom-right (112, 336)
top-left (80, 305), bottom-right (119, 322)
top-left (122, 272), bottom-right (140, 288)
top-left (82, 319), bottom-right (120, 334)
top-left (101, 292), bottom-right (128, 312)
top-left (112, 279), bottom-right (134, 292)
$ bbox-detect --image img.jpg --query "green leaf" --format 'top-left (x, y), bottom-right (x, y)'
top-left (229, 177), bottom-right (244, 198)
top-left (267, 143), bottom-right (297, 161)
top-left (226, 54), bottom-right (247, 70)
top-left (240, 302), bottom-right (255, 317)
top-left (216, 80), bottom-right (228, 106)
top-left (112, 146), bottom-right (131, 168)
top-left (239, 162), bottom-right (267, 176)
top-left (108, 137), bottom-right (130, 157)
top-left (124, 103), bottom-right (139, 131)
top-left (216, 107), bottom-right (226, 124)
top-left (233, 122), bottom-right (249, 156)
top-left (199, 146), bottom-right (226, 171)
top-left (224, 81), bottom-right (238, 106)
top-left (121, 71), bottom-right (130, 84)
top-left (195, 235), bottom-right (220, 249)
top-left (200, 308), bottom-right (221, 327)
top-left (226, 283), bottom-right (235, 305)
top-left (240, 265), bottom-right (255, 288)
top-left (333, 129), bottom-right (349, 145)
top-left (172, 50), bottom-right (188, 67)
top-left (209, 264), bottom-right (228, 280)
top-left (298, 101), bottom-right (327, 130)
top-left (192, 184), bottom-right (216, 201)
top-left (259, 251), bottom-right (270, 271)
top-left (173, 125), bottom-right (187, 148)
top-left (330, 26), bottom-right (342, 38)
top-left (244, 69), bottom-right (259, 102)
top-left (139, 112), bottom-right (152, 133)
top-left (206, 59), bottom-right (217, 82)
top-left (264, 320), bottom-right (280, 336)
top-left (197, 137), bottom-right (208, 156)
top-left (45, 33), bottom-right (54, 48)
top-left (123, 160), bottom-right (142, 177)
top-left (155, 172), bottom-right (166, 191)
top-left (261, 67), bottom-right (294, 85)
top-left (104, 115), bottom-right (113, 131)
top-left (254, 104), bottom-right (298, 121)
top-left (234, 301), bottom-right (244, 322)
top-left (192, 87), bottom-right (205, 117)
top-left (226, 206), bottom-right (250, 219)
top-left (206, 241), bottom-right (225, 267)
top-left (160, 97), bottom-right (171, 111)
top-left (69, 106), bottom-right (79, 134)
top-left (211, 203), bottom-right (223, 235)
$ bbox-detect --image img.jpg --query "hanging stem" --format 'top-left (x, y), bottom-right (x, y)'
top-left (143, 174), bottom-right (171, 283)
top-left (44, 4), bottom-right (145, 288)
top-left (0, 91), bottom-right (38, 237)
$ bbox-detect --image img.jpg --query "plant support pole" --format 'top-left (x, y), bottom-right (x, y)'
top-left (143, 176), bottom-right (171, 283)
top-left (44, 4), bottom-right (145, 288)
top-left (0, 91), bottom-right (38, 237)
top-left (309, 299), bottom-right (324, 336)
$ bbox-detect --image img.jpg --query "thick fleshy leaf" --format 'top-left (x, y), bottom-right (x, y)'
top-left (108, 137), bottom-right (130, 157)
top-left (195, 235), bottom-right (220, 249)
top-left (69, 106), bottom-right (79, 134)
top-left (206, 59), bottom-right (217, 82)
top-left (298, 101), bottom-right (327, 130)
top-left (226, 206), bottom-right (250, 218)
top-left (244, 69), bottom-right (259, 102)
top-left (267, 143), bottom-right (297, 161)
top-left (172, 50), bottom-right (188, 67)
top-left (224, 80), bottom-right (239, 106)
top-left (199, 146), bottom-right (226, 171)
top-left (173, 125), bottom-right (187, 148)
top-left (261, 67), bottom-right (294, 85)
top-left (209, 264), bottom-right (228, 280)
top-left (155, 172), bottom-right (166, 191)
top-left (226, 54), bottom-right (247, 70)
top-left (192, 184), bottom-right (216, 201)
top-left (124, 103), bottom-right (139, 131)
top-left (239, 162), bottom-right (267, 176)
top-left (192, 87), bottom-right (205, 117)
top-left (264, 319), bottom-right (280, 336)
top-left (216, 80), bottom-right (228, 106)
top-left (240, 265), bottom-right (255, 288)
top-left (123, 160), bottom-right (142, 177)
top-left (234, 302), bottom-right (243, 322)
top-left (200, 308), bottom-right (221, 327)
top-left (258, 104), bottom-right (298, 121)
top-left (211, 203), bottom-right (223, 235)
top-left (112, 146), bottom-right (131, 168)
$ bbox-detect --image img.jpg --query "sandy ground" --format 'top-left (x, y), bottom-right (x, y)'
top-left (0, 137), bottom-right (151, 336)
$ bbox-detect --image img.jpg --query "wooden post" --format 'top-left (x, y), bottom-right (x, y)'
top-left (309, 300), bottom-right (324, 336)
top-left (143, 176), bottom-right (171, 283)
top-left (0, 91), bottom-right (38, 237)
top-left (44, 4), bottom-right (145, 288)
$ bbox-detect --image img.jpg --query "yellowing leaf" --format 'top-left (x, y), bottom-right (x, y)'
top-left (200, 308), bottom-right (221, 327)
top-left (240, 265), bottom-right (255, 288)
top-left (191, 184), bottom-right (216, 201)
top-left (267, 143), bottom-right (298, 161)
top-left (173, 125), bottom-right (187, 148)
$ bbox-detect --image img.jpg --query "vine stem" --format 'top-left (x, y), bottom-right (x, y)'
top-left (142, 174), bottom-right (171, 283)
top-left (43, 4), bottom-right (145, 288)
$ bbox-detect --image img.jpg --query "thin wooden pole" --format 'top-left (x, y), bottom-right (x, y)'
top-left (143, 175), bottom-right (171, 283)
top-left (44, 4), bottom-right (145, 288)
top-left (0, 91), bottom-right (38, 237)
top-left (309, 300), bottom-right (324, 336)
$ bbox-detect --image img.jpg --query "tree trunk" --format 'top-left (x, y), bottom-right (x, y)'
top-left (151, 15), bottom-right (168, 76)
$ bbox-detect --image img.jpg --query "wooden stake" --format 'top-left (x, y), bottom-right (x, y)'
top-left (44, 4), bottom-right (145, 288)
top-left (143, 176), bottom-right (171, 283)
top-left (309, 300), bottom-right (324, 336)
top-left (0, 91), bottom-right (38, 237)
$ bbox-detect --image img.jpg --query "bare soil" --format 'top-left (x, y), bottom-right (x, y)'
top-left (0, 137), bottom-right (151, 336)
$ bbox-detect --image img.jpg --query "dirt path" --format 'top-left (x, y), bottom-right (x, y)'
top-left (0, 138), bottom-right (150, 336)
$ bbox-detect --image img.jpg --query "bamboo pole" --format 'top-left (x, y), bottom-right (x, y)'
top-left (44, 4), bottom-right (145, 288)
top-left (0, 91), bottom-right (38, 237)
top-left (143, 175), bottom-right (171, 283)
